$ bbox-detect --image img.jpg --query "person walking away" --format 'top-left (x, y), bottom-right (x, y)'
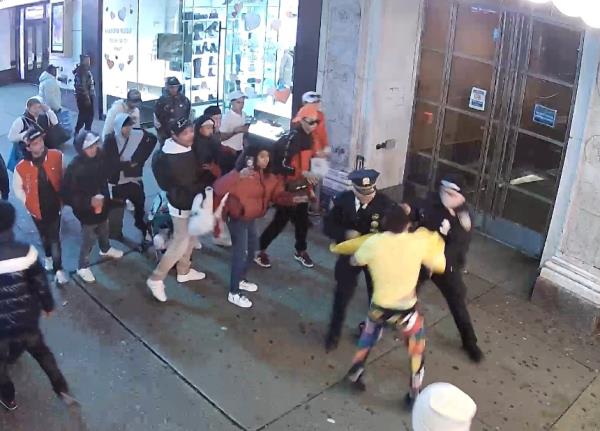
top-left (104, 113), bottom-right (156, 242)
top-left (0, 201), bottom-right (76, 411)
top-left (102, 89), bottom-right (142, 141)
top-left (412, 382), bottom-right (477, 430)
top-left (407, 175), bottom-right (483, 362)
top-left (73, 55), bottom-right (96, 135)
top-left (147, 118), bottom-right (208, 302)
top-left (62, 131), bottom-right (124, 283)
top-left (219, 91), bottom-right (250, 173)
top-left (342, 205), bottom-right (446, 407)
top-left (154, 77), bottom-right (191, 145)
top-left (213, 144), bottom-right (295, 308)
top-left (38, 65), bottom-right (62, 114)
top-left (254, 103), bottom-right (322, 270)
top-left (193, 114), bottom-right (232, 247)
top-left (12, 128), bottom-right (68, 285)
top-left (8, 97), bottom-right (59, 170)
top-left (323, 168), bottom-right (395, 351)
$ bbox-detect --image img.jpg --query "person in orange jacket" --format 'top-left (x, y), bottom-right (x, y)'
top-left (12, 127), bottom-right (68, 285)
top-left (301, 91), bottom-right (329, 156)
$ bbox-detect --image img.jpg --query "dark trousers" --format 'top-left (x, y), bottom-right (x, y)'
top-left (0, 329), bottom-right (69, 402)
top-left (327, 255), bottom-right (374, 340)
top-left (259, 203), bottom-right (309, 252)
top-left (79, 220), bottom-right (110, 269)
top-left (32, 215), bottom-right (63, 271)
top-left (75, 100), bottom-right (94, 134)
top-left (109, 182), bottom-right (147, 238)
top-left (431, 268), bottom-right (478, 348)
top-left (0, 154), bottom-right (8, 200)
top-left (227, 218), bottom-right (257, 294)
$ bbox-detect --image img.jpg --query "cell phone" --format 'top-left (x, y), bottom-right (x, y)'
top-left (245, 156), bottom-right (254, 169)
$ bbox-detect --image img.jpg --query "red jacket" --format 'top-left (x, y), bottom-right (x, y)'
top-left (213, 169), bottom-right (293, 221)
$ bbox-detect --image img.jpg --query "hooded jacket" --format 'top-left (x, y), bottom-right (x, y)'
top-left (0, 230), bottom-right (54, 339)
top-left (102, 99), bottom-right (141, 141)
top-left (38, 71), bottom-right (62, 112)
top-left (160, 138), bottom-right (207, 216)
top-left (154, 86), bottom-right (191, 134)
top-left (73, 64), bottom-right (95, 103)
top-left (62, 134), bottom-right (110, 225)
top-left (103, 113), bottom-right (156, 186)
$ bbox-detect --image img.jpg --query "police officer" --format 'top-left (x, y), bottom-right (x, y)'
top-left (409, 174), bottom-right (483, 362)
top-left (323, 169), bottom-right (395, 351)
top-left (154, 77), bottom-right (191, 145)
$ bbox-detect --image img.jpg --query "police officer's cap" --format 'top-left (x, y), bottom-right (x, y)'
top-left (348, 169), bottom-right (380, 194)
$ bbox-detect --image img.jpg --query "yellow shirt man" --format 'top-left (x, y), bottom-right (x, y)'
top-left (354, 227), bottom-right (446, 310)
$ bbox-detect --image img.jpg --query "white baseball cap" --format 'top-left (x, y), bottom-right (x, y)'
top-left (228, 90), bottom-right (247, 101)
top-left (302, 91), bottom-right (321, 104)
top-left (412, 383), bottom-right (477, 431)
top-left (81, 132), bottom-right (100, 150)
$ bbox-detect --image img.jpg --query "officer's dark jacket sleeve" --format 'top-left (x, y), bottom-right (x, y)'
top-left (323, 193), bottom-right (348, 244)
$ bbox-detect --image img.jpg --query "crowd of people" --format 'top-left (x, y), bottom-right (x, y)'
top-left (0, 64), bottom-right (481, 428)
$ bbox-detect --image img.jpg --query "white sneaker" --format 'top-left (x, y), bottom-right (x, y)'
top-left (177, 269), bottom-right (206, 283)
top-left (99, 247), bottom-right (124, 259)
top-left (44, 257), bottom-right (53, 272)
top-left (228, 293), bottom-right (252, 308)
top-left (55, 270), bottom-right (69, 285)
top-left (239, 280), bottom-right (258, 292)
top-left (126, 200), bottom-right (135, 212)
top-left (146, 279), bottom-right (167, 302)
top-left (213, 236), bottom-right (232, 247)
top-left (76, 268), bottom-right (96, 283)
top-left (194, 239), bottom-right (203, 250)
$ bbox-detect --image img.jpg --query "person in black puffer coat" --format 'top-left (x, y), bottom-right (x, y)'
top-left (62, 131), bottom-right (124, 284)
top-left (0, 201), bottom-right (74, 411)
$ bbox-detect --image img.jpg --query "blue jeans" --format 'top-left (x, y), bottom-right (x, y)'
top-left (227, 218), bottom-right (257, 294)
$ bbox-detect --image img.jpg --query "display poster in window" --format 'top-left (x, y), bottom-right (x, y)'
top-left (533, 104), bottom-right (557, 128)
top-left (469, 87), bottom-right (487, 111)
top-left (51, 3), bottom-right (64, 53)
top-left (102, 0), bottom-right (138, 112)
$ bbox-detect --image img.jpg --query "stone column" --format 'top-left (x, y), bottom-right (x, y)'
top-left (532, 32), bottom-right (600, 333)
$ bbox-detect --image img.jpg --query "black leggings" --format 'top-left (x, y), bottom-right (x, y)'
top-left (259, 203), bottom-right (309, 252)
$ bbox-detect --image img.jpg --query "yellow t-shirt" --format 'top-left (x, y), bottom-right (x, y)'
top-left (354, 228), bottom-right (446, 310)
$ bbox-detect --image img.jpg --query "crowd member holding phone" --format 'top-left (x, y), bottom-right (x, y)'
top-left (219, 91), bottom-right (251, 173)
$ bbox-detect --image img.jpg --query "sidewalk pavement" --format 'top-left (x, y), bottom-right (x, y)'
top-left (0, 83), bottom-right (598, 431)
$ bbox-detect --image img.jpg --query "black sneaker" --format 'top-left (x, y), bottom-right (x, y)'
top-left (324, 333), bottom-right (339, 352)
top-left (0, 397), bottom-right (17, 411)
top-left (463, 343), bottom-right (484, 363)
top-left (254, 252), bottom-right (271, 268)
top-left (294, 251), bottom-right (314, 268)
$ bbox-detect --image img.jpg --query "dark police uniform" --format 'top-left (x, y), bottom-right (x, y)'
top-left (323, 169), bottom-right (395, 350)
top-left (412, 190), bottom-right (482, 361)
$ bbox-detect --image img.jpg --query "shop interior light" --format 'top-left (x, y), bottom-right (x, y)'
top-left (581, 5), bottom-right (600, 29)
top-left (552, 0), bottom-right (586, 18)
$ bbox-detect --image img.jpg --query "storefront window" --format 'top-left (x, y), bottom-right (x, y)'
top-left (102, 0), bottom-right (299, 139)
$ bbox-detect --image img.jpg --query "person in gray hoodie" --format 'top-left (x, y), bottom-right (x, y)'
top-left (101, 89), bottom-right (142, 141)
top-left (104, 113), bottom-right (156, 241)
top-left (38, 65), bottom-right (62, 113)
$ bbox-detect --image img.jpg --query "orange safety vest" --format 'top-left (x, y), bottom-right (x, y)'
top-left (15, 149), bottom-right (63, 220)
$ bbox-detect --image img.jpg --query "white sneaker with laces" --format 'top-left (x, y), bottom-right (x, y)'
top-left (239, 280), bottom-right (258, 292)
top-left (213, 236), bottom-right (232, 247)
top-left (194, 239), bottom-right (203, 250)
top-left (99, 247), bottom-right (124, 259)
top-left (177, 269), bottom-right (206, 283)
top-left (146, 279), bottom-right (167, 302)
top-left (44, 257), bottom-right (53, 272)
top-left (55, 270), bottom-right (69, 285)
top-left (228, 293), bottom-right (252, 308)
top-left (76, 268), bottom-right (96, 283)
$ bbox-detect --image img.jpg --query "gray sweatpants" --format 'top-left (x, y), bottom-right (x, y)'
top-left (79, 220), bottom-right (111, 269)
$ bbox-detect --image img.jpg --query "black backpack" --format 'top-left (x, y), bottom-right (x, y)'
top-left (151, 150), bottom-right (171, 192)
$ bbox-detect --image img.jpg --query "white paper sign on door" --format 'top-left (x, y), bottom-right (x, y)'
top-left (469, 87), bottom-right (487, 111)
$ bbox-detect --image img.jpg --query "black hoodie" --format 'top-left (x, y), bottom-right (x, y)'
top-left (62, 134), bottom-right (110, 225)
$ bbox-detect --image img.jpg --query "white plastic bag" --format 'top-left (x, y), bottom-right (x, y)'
top-left (188, 187), bottom-right (215, 236)
top-left (310, 157), bottom-right (330, 178)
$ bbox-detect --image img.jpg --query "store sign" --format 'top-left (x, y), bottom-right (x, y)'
top-left (469, 87), bottom-right (487, 111)
top-left (102, 0), bottom-right (138, 112)
top-left (533, 104), bottom-right (557, 128)
top-left (0, 0), bottom-right (39, 10)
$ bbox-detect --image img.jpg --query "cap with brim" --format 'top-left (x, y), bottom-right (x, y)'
top-left (81, 132), bottom-right (100, 150)
top-left (228, 90), bottom-right (247, 101)
top-left (166, 77), bottom-right (181, 87)
top-left (24, 127), bottom-right (45, 142)
top-left (171, 118), bottom-right (192, 135)
top-left (302, 91), bottom-right (321, 104)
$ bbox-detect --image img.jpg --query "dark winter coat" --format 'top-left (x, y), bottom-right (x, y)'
top-left (323, 190), bottom-right (395, 244)
top-left (411, 192), bottom-right (472, 269)
top-left (73, 65), bottom-right (95, 104)
top-left (192, 132), bottom-right (222, 184)
top-left (62, 138), bottom-right (110, 225)
top-left (0, 231), bottom-right (54, 339)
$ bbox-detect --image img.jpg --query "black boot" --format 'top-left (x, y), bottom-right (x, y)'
top-left (463, 343), bottom-right (484, 363)
top-left (208, 67), bottom-right (216, 77)
top-left (209, 56), bottom-right (217, 66)
top-left (194, 58), bottom-right (204, 79)
top-left (324, 332), bottom-right (340, 352)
